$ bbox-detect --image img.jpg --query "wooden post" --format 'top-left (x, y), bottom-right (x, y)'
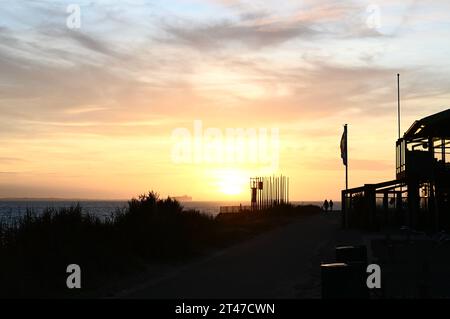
top-left (341, 189), bottom-right (346, 228)
top-left (383, 192), bottom-right (389, 227)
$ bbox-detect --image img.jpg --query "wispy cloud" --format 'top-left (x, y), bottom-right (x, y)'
top-left (160, 19), bottom-right (318, 50)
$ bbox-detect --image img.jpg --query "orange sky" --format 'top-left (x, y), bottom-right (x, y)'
top-left (1, 0), bottom-right (450, 201)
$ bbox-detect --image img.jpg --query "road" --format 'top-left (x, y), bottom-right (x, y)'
top-left (123, 213), bottom-right (341, 299)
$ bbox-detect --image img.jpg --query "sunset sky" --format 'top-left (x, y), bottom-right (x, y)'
top-left (1, 0), bottom-right (450, 201)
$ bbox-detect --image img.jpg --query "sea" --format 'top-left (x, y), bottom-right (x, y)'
top-left (0, 200), bottom-right (341, 224)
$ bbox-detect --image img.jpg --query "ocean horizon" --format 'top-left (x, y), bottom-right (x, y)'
top-left (0, 199), bottom-right (341, 223)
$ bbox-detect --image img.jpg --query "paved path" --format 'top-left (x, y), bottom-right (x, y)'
top-left (124, 213), bottom-right (341, 299)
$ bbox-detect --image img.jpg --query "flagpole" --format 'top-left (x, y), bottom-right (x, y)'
top-left (340, 123), bottom-right (349, 229)
top-left (397, 73), bottom-right (401, 139)
top-left (345, 124), bottom-right (348, 191)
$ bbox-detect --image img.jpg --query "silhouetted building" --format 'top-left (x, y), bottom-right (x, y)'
top-left (342, 109), bottom-right (450, 232)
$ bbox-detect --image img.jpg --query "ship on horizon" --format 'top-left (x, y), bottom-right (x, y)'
top-left (172, 195), bottom-right (192, 202)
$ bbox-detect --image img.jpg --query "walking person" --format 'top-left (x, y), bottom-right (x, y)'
top-left (323, 199), bottom-right (329, 212)
top-left (329, 199), bottom-right (334, 212)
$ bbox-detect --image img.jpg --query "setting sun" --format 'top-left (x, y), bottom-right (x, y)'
top-left (214, 169), bottom-right (248, 196)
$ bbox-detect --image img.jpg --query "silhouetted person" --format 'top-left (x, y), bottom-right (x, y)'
top-left (329, 200), bottom-right (334, 212)
top-left (323, 199), bottom-right (329, 212)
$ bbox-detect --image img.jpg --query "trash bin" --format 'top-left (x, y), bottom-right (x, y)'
top-left (347, 261), bottom-right (369, 298)
top-left (321, 262), bottom-right (369, 299)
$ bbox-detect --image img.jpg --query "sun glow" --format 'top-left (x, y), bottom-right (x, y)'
top-left (214, 169), bottom-right (249, 196)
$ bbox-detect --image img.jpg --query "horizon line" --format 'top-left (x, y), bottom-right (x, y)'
top-left (0, 197), bottom-right (339, 202)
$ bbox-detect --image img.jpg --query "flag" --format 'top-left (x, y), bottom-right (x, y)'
top-left (340, 125), bottom-right (347, 166)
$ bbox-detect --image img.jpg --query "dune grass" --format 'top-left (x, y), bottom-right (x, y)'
top-left (0, 192), bottom-right (320, 297)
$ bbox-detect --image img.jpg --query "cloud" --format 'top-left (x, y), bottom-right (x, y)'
top-left (52, 29), bottom-right (121, 58)
top-left (0, 157), bottom-right (25, 164)
top-left (160, 18), bottom-right (318, 50)
top-left (161, 0), bottom-right (390, 52)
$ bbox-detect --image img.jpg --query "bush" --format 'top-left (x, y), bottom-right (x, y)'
top-left (0, 192), bottom-right (217, 297)
top-left (0, 191), bottom-right (320, 297)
